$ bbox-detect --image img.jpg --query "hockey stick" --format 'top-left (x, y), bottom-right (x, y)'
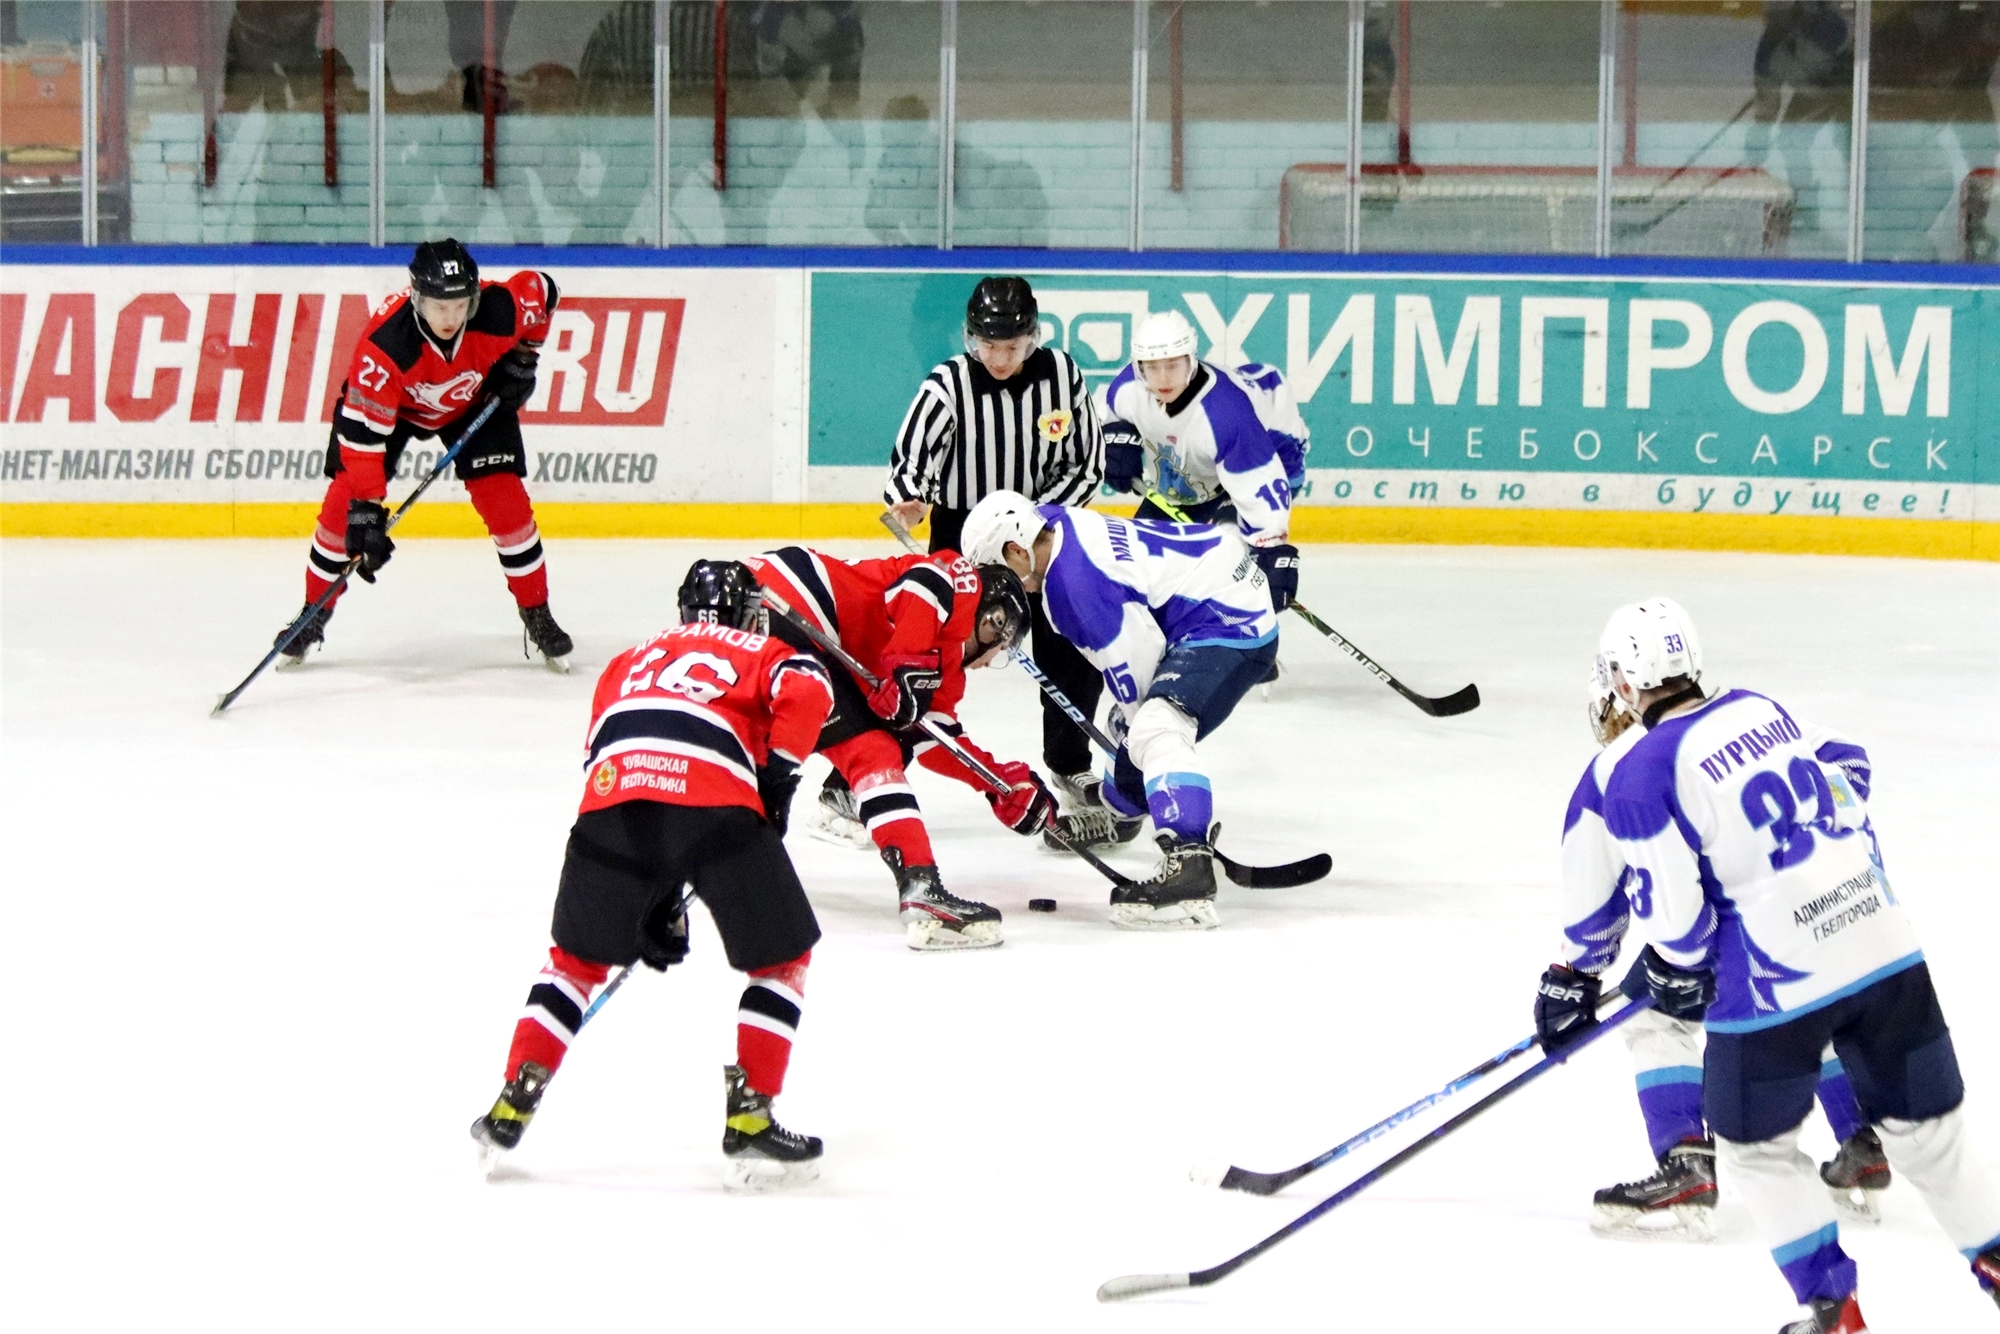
top-left (1288, 601), bottom-right (1480, 718)
top-left (882, 510), bottom-right (1328, 890)
top-left (1129, 490), bottom-right (1479, 718)
top-left (757, 586), bottom-right (1139, 892)
top-left (213, 396), bottom-right (504, 717)
top-left (1097, 994), bottom-right (1655, 1302)
top-left (1212, 987), bottom-right (1633, 1195)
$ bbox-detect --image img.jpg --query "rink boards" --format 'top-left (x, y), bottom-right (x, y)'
top-left (1, 246), bottom-right (1995, 559)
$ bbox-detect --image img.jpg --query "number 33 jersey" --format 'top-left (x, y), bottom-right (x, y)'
top-left (1602, 688), bottom-right (1922, 1033)
top-left (578, 621), bottom-right (834, 818)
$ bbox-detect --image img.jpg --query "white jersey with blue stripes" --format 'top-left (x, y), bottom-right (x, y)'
top-left (1601, 689), bottom-right (1919, 1033)
top-left (1098, 360), bottom-right (1309, 546)
top-left (1556, 723), bottom-right (1649, 974)
top-left (1035, 505), bottom-right (1277, 708)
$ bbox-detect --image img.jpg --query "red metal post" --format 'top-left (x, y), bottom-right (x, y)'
top-left (1169, 1), bottom-right (1184, 193)
top-left (1621, 0), bottom-right (1638, 168)
top-left (482, 0), bottom-right (497, 188)
top-left (321, 0), bottom-right (338, 186)
top-left (713, 0), bottom-right (728, 191)
top-left (1396, 0), bottom-right (1412, 166)
top-left (200, 0), bottom-right (218, 187)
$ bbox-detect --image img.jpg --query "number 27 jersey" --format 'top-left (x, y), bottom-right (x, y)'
top-left (578, 621), bottom-right (834, 818)
top-left (1602, 688), bottom-right (1921, 1033)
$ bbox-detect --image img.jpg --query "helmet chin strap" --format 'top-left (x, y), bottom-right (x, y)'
top-left (1641, 681), bottom-right (1707, 729)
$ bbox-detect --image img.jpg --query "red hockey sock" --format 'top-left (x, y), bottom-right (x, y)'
top-left (736, 952), bottom-right (809, 1096)
top-left (304, 476), bottom-right (360, 607)
top-left (466, 473), bottom-right (548, 608)
top-left (824, 732), bottom-right (935, 868)
top-left (504, 946), bottom-right (611, 1082)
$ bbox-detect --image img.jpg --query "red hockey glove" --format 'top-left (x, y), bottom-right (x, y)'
top-left (987, 760), bottom-right (1055, 835)
top-left (867, 651), bottom-right (942, 730)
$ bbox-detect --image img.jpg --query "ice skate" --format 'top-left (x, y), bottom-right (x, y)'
top-left (519, 602), bottom-right (573, 673)
top-left (722, 1064), bottom-right (821, 1192)
top-left (469, 1061), bottom-right (551, 1177)
top-left (1109, 830), bottom-right (1220, 931)
top-left (1044, 803), bottom-right (1146, 852)
top-left (1590, 1136), bottom-right (1718, 1242)
top-left (1973, 1242), bottom-right (2000, 1309)
top-left (1777, 1294), bottom-right (1868, 1334)
top-left (1819, 1127), bottom-right (1891, 1222)
top-left (887, 850), bottom-right (1002, 950)
top-left (274, 602), bottom-right (333, 668)
top-left (808, 781), bottom-right (872, 850)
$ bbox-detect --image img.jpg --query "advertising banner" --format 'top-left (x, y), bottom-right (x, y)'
top-left (809, 270), bottom-right (1996, 524)
top-left (0, 265), bottom-right (803, 505)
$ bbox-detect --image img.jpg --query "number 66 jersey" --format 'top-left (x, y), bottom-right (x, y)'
top-left (578, 621), bottom-right (834, 817)
top-left (1602, 689), bottom-right (1923, 1034)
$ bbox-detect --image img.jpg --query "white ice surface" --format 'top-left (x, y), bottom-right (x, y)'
top-left (3, 537), bottom-right (1996, 1334)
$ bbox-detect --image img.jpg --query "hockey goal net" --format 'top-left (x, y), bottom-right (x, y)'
top-left (1279, 164), bottom-right (1794, 257)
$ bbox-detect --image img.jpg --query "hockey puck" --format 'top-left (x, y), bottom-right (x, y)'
top-left (1028, 898), bottom-right (1057, 913)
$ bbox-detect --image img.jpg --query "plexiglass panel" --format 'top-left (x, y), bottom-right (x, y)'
top-left (1863, 0), bottom-right (1999, 263)
top-left (668, 0), bottom-right (940, 247)
top-left (953, 0), bottom-right (1129, 248)
top-left (1615, 0), bottom-right (1849, 261)
top-left (1359, 0), bottom-right (1603, 255)
top-left (1145, 0), bottom-right (1348, 253)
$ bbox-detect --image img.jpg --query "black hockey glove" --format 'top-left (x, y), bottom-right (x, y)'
top-left (1534, 963), bottom-right (1602, 1053)
top-left (1255, 542), bottom-right (1300, 613)
top-left (1626, 945), bottom-right (1714, 1021)
top-left (867, 651), bottom-right (943, 731)
top-left (485, 346), bottom-right (539, 411)
top-left (346, 498), bottom-right (394, 582)
top-left (638, 895), bottom-right (690, 972)
top-left (757, 755), bottom-right (803, 837)
top-left (1103, 419), bottom-right (1145, 495)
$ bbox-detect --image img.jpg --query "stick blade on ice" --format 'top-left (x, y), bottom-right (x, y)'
top-left (1096, 1272), bottom-right (1191, 1302)
top-left (1398, 680), bottom-right (1480, 717)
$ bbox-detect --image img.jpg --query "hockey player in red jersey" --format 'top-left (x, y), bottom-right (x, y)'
top-left (746, 546), bottom-right (1050, 951)
top-left (472, 560), bottom-right (836, 1190)
top-left (277, 238), bottom-right (575, 670)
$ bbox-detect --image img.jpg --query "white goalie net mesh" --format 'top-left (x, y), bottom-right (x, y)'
top-left (1280, 166), bottom-right (1795, 257)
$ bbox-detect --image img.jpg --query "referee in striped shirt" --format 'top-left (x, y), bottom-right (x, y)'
top-left (883, 276), bottom-right (1108, 803)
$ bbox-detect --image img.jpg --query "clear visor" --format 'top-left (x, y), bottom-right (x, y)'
top-left (1138, 355), bottom-right (1195, 395)
top-left (966, 603), bottom-right (1025, 668)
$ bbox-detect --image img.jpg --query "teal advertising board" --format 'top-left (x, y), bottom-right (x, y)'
top-left (810, 269), bottom-right (1996, 523)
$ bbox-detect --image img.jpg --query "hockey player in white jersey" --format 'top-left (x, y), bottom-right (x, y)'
top-left (1097, 310), bottom-right (1308, 614)
top-left (1579, 598), bottom-right (2000, 1333)
top-left (961, 488), bottom-right (1277, 930)
top-left (1537, 634), bottom-right (1884, 1244)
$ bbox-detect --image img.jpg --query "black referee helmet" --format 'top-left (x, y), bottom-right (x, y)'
top-left (965, 276), bottom-right (1038, 341)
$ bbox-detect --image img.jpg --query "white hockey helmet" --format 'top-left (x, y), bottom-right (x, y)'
top-left (1130, 309), bottom-right (1198, 364)
top-left (1596, 597), bottom-right (1703, 694)
top-left (961, 489), bottom-right (1046, 566)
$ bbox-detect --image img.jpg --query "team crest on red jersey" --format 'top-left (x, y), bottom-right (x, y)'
top-left (592, 760), bottom-right (618, 797)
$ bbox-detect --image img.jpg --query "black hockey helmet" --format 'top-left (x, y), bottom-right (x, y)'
top-left (410, 238), bottom-right (480, 312)
top-left (965, 276), bottom-right (1038, 342)
top-left (678, 559), bottom-right (763, 631)
top-left (971, 562), bottom-right (1030, 662)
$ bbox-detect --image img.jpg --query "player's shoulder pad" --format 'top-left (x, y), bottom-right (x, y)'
top-left (1235, 362), bottom-right (1286, 392)
top-left (468, 282), bottom-right (517, 337)
top-left (366, 300), bottom-right (425, 371)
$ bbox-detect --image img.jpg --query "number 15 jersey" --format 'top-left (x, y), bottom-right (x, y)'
top-left (1602, 688), bottom-right (1921, 1034)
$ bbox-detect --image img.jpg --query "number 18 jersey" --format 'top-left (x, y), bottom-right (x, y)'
top-left (1602, 688), bottom-right (1921, 1034)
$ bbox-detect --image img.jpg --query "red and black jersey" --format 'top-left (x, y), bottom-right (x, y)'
top-left (331, 270), bottom-right (556, 491)
top-left (578, 620), bottom-right (834, 818)
top-left (745, 546), bottom-right (1017, 792)
top-left (746, 547), bottom-right (981, 720)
